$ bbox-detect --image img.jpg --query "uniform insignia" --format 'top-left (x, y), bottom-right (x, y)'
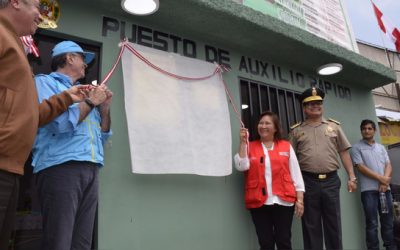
top-left (311, 87), bottom-right (317, 96)
top-left (290, 122), bottom-right (302, 130)
top-left (328, 118), bottom-right (340, 125)
top-left (39, 0), bottom-right (60, 29)
top-left (326, 126), bottom-right (333, 132)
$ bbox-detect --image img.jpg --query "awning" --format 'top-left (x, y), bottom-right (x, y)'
top-left (376, 108), bottom-right (400, 122)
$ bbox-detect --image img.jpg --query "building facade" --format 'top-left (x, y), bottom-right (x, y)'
top-left (14, 0), bottom-right (397, 249)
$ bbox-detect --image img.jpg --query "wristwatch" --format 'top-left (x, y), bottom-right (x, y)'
top-left (84, 98), bottom-right (96, 109)
top-left (350, 177), bottom-right (357, 183)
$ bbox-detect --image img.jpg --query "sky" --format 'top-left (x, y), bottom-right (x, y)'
top-left (343, 0), bottom-right (400, 51)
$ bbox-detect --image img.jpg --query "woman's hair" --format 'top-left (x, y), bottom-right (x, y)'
top-left (257, 111), bottom-right (283, 141)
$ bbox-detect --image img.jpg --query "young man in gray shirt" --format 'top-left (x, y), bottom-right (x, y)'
top-left (351, 119), bottom-right (396, 250)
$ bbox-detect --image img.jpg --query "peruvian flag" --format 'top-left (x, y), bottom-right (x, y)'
top-left (372, 2), bottom-right (400, 52)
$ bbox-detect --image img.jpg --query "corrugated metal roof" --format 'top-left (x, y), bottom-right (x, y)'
top-left (376, 108), bottom-right (400, 121)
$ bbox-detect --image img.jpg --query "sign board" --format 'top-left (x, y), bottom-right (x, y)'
top-left (379, 122), bottom-right (400, 145)
top-left (242, 0), bottom-right (358, 51)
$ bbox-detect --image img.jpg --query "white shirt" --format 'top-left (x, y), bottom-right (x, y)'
top-left (234, 143), bottom-right (305, 206)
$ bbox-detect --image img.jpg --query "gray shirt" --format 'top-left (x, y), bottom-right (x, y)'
top-left (351, 140), bottom-right (390, 192)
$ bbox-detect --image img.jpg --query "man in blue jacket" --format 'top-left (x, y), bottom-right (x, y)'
top-left (32, 41), bottom-right (113, 250)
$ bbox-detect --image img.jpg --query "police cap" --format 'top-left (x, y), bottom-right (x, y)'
top-left (300, 87), bottom-right (325, 104)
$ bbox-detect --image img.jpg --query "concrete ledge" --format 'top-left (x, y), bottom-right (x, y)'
top-left (101, 0), bottom-right (397, 88)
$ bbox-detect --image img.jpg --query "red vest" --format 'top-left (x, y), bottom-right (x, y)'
top-left (244, 140), bottom-right (296, 209)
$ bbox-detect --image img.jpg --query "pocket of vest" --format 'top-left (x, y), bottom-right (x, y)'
top-left (245, 189), bottom-right (264, 201)
top-left (245, 179), bottom-right (258, 189)
top-left (245, 180), bottom-right (264, 205)
top-left (282, 174), bottom-right (293, 182)
top-left (281, 174), bottom-right (296, 198)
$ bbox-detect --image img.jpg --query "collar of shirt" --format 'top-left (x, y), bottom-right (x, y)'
top-left (360, 139), bottom-right (376, 147)
top-left (49, 72), bottom-right (80, 88)
top-left (261, 142), bottom-right (274, 151)
top-left (301, 117), bottom-right (328, 127)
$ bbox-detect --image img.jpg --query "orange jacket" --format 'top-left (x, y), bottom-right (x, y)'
top-left (0, 16), bottom-right (73, 175)
top-left (244, 140), bottom-right (296, 209)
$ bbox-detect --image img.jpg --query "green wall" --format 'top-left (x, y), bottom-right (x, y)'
top-left (41, 0), bottom-right (385, 249)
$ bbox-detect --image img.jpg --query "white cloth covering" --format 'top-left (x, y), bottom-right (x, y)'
top-left (121, 43), bottom-right (232, 176)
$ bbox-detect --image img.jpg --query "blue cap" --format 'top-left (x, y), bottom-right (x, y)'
top-left (52, 41), bottom-right (95, 64)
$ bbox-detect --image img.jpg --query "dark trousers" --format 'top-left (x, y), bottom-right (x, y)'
top-left (361, 190), bottom-right (396, 250)
top-left (302, 173), bottom-right (342, 250)
top-left (36, 161), bottom-right (99, 250)
top-left (0, 169), bottom-right (19, 250)
top-left (250, 204), bottom-right (295, 250)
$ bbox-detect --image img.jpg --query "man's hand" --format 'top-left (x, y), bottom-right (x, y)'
top-left (379, 175), bottom-right (391, 186)
top-left (88, 85), bottom-right (107, 106)
top-left (379, 183), bottom-right (389, 193)
top-left (340, 150), bottom-right (357, 193)
top-left (347, 179), bottom-right (357, 192)
top-left (66, 85), bottom-right (94, 103)
top-left (99, 85), bottom-right (113, 111)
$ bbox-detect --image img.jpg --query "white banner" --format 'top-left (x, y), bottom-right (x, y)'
top-left (121, 43), bottom-right (232, 176)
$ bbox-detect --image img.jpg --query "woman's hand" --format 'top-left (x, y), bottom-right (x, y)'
top-left (240, 128), bottom-right (248, 144)
top-left (294, 191), bottom-right (304, 218)
top-left (238, 128), bottom-right (249, 158)
top-left (294, 200), bottom-right (304, 218)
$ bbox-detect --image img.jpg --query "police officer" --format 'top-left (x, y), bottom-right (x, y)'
top-left (289, 87), bottom-right (357, 250)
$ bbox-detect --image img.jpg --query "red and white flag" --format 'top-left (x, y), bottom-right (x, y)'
top-left (372, 2), bottom-right (400, 52)
top-left (20, 35), bottom-right (40, 57)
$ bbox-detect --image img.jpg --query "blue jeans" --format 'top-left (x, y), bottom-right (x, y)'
top-left (361, 190), bottom-right (395, 250)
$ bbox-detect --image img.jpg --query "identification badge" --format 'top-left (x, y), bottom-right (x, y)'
top-left (325, 126), bottom-right (337, 137)
top-left (297, 132), bottom-right (305, 139)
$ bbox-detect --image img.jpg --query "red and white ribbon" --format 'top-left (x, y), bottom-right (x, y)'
top-left (20, 35), bottom-right (40, 57)
top-left (100, 39), bottom-right (246, 136)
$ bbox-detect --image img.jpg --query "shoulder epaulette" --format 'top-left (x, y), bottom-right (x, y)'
top-left (290, 122), bottom-right (302, 130)
top-left (328, 118), bottom-right (340, 125)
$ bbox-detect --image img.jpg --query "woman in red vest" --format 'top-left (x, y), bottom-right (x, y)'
top-left (234, 111), bottom-right (305, 250)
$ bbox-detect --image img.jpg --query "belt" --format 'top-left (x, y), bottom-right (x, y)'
top-left (301, 170), bottom-right (337, 180)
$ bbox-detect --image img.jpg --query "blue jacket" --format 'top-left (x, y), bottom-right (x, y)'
top-left (32, 72), bottom-right (112, 173)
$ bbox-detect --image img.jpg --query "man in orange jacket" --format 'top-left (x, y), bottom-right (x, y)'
top-left (0, 1), bottom-right (93, 248)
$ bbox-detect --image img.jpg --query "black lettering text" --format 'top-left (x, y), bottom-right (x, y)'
top-left (183, 39), bottom-right (196, 58)
top-left (153, 31), bottom-right (168, 51)
top-left (137, 26), bottom-right (153, 47)
top-left (102, 16), bottom-right (119, 37)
